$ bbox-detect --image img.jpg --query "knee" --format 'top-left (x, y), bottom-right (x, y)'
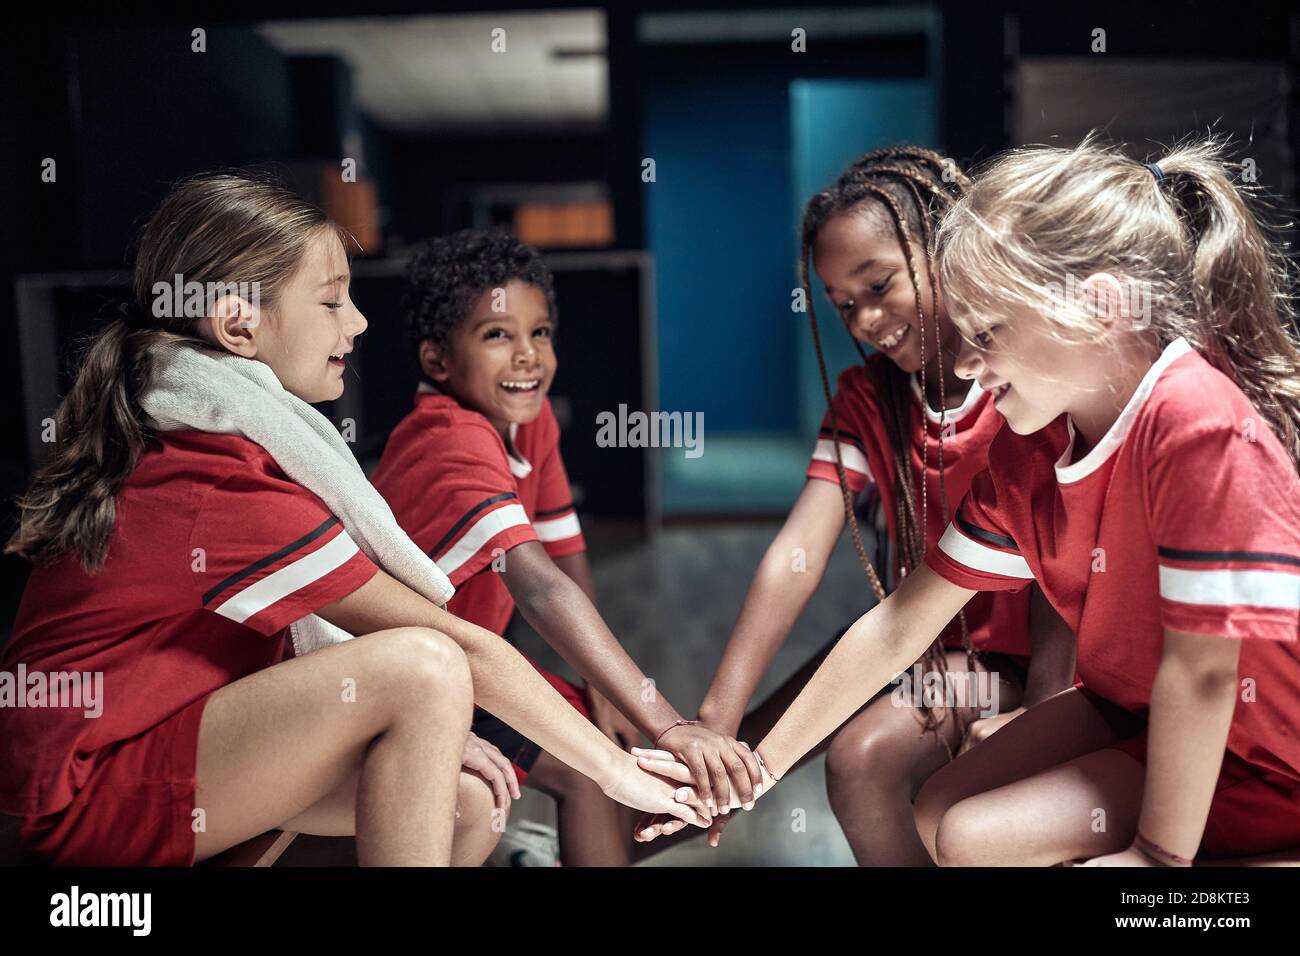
top-left (825, 722), bottom-right (901, 797)
top-left (932, 799), bottom-right (997, 867)
top-left (380, 627), bottom-right (473, 711)
top-left (456, 773), bottom-right (505, 836)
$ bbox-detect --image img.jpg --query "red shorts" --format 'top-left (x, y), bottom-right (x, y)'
top-left (470, 663), bottom-right (591, 784)
top-left (20, 694), bottom-right (210, 867)
top-left (1110, 733), bottom-right (1300, 859)
top-left (20, 661), bottom-right (592, 865)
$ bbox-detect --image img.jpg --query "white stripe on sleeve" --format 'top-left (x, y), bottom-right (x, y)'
top-left (1159, 565), bottom-right (1300, 611)
top-left (436, 503), bottom-right (531, 576)
top-left (215, 528), bottom-right (360, 625)
top-left (812, 439), bottom-right (873, 482)
top-left (534, 512), bottom-right (582, 543)
top-left (936, 523), bottom-right (1034, 579)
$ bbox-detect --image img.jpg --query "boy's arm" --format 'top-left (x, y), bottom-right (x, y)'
top-left (503, 541), bottom-right (678, 738)
top-left (501, 541), bottom-right (763, 812)
top-left (552, 550), bottom-right (596, 603)
top-left (698, 479), bottom-right (847, 735)
top-left (551, 551), bottom-right (641, 748)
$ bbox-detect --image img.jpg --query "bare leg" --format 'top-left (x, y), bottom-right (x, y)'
top-left (193, 627), bottom-right (473, 866)
top-left (526, 750), bottom-right (630, 866)
top-left (934, 749), bottom-right (1145, 866)
top-left (282, 769), bottom-right (505, 867)
top-left (914, 686), bottom-right (1144, 861)
top-left (449, 773), bottom-right (507, 866)
top-left (825, 651), bottom-right (1023, 865)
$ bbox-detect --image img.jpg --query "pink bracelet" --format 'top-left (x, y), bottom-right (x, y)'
top-left (654, 719), bottom-right (698, 747)
top-left (1133, 831), bottom-right (1193, 867)
top-left (754, 748), bottom-right (781, 783)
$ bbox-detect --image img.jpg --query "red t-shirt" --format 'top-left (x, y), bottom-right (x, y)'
top-left (371, 387), bottom-right (586, 637)
top-left (807, 355), bottom-right (1032, 657)
top-left (926, 338), bottom-right (1300, 781)
top-left (0, 431), bottom-right (379, 816)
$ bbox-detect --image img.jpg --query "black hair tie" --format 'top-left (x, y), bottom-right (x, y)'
top-left (1144, 162), bottom-right (1165, 182)
top-left (96, 299), bottom-right (151, 331)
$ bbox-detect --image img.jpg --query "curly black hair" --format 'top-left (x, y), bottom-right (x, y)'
top-left (402, 229), bottom-right (557, 357)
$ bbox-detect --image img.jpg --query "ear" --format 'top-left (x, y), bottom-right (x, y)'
top-left (1077, 272), bottom-right (1127, 332)
top-left (204, 294), bottom-right (261, 357)
top-left (418, 338), bottom-right (451, 384)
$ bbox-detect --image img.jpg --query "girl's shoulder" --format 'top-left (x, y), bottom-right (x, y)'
top-left (1138, 348), bottom-right (1299, 496)
top-left (140, 429), bottom-right (281, 476)
top-left (129, 430), bottom-right (310, 507)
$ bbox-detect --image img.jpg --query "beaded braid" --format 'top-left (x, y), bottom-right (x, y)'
top-left (800, 145), bottom-right (977, 753)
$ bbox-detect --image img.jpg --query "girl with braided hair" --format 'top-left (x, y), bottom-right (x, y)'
top-left (635, 146), bottom-right (1076, 864)
top-left (640, 135), bottom-right (1300, 865)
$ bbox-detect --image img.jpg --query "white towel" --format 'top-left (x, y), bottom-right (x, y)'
top-left (137, 340), bottom-right (455, 656)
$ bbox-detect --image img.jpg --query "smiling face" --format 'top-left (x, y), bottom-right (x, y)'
top-left (202, 230), bottom-right (367, 404)
top-left (812, 210), bottom-right (961, 374)
top-left (950, 302), bottom-right (1124, 436)
top-left (421, 279), bottom-right (556, 435)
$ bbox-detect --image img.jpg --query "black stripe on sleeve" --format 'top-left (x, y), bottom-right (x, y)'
top-left (428, 491), bottom-right (519, 559)
top-left (818, 426), bottom-right (864, 447)
top-left (956, 512), bottom-right (1019, 552)
top-left (202, 516), bottom-right (341, 606)
top-left (535, 502), bottom-right (575, 519)
top-left (1157, 546), bottom-right (1300, 568)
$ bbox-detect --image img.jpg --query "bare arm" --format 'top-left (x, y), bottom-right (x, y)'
top-left (501, 541), bottom-right (680, 741)
top-left (316, 567), bottom-right (622, 788)
top-left (757, 563), bottom-right (976, 777)
top-left (552, 550), bottom-right (597, 604)
top-left (698, 479), bottom-right (848, 732)
top-left (1133, 629), bottom-right (1241, 863)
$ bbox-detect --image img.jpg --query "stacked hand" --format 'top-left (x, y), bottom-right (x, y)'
top-left (630, 728), bottom-right (777, 846)
top-left (655, 723), bottom-right (765, 816)
top-left (599, 750), bottom-right (712, 829)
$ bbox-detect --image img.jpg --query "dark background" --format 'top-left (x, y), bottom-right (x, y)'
top-left (1, 0), bottom-right (1296, 629)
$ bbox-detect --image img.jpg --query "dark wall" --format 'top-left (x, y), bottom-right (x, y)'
top-left (68, 26), bottom-right (296, 268)
top-left (385, 130), bottom-right (608, 246)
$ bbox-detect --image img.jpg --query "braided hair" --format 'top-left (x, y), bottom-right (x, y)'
top-left (799, 145), bottom-right (975, 753)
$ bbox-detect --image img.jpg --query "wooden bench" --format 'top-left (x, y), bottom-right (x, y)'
top-left (199, 830), bottom-right (298, 867)
top-left (2, 813), bottom-right (297, 867)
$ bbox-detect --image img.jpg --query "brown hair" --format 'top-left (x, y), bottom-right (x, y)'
top-left (799, 145), bottom-right (974, 750)
top-left (935, 135), bottom-right (1300, 469)
top-left (7, 171), bottom-right (342, 573)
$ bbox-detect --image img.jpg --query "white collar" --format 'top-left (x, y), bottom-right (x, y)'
top-left (416, 381), bottom-right (533, 477)
top-left (910, 374), bottom-right (984, 425)
top-left (1054, 337), bottom-right (1193, 485)
top-left (506, 422), bottom-right (532, 478)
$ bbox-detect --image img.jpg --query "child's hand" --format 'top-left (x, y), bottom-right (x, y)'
top-left (958, 707), bottom-right (1026, 756)
top-left (600, 752), bottom-right (711, 829)
top-left (633, 746), bottom-right (775, 812)
top-left (633, 807), bottom-right (739, 847)
top-left (585, 684), bottom-right (641, 750)
top-left (460, 732), bottom-right (521, 813)
top-left (655, 724), bottom-right (765, 815)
